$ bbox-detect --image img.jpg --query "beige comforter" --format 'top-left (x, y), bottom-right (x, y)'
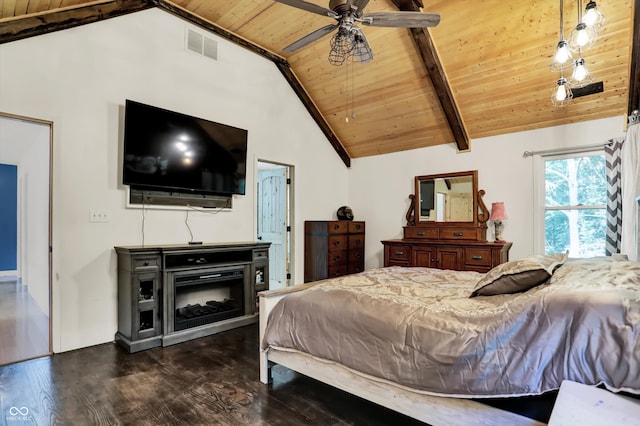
top-left (261, 261), bottom-right (640, 398)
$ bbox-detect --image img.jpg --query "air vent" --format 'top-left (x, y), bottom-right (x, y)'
top-left (186, 28), bottom-right (218, 61)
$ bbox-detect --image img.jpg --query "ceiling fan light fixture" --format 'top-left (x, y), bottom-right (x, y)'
top-left (583, 1), bottom-right (605, 27)
top-left (550, 40), bottom-right (573, 71)
top-left (569, 57), bottom-right (594, 87)
top-left (551, 77), bottom-right (573, 107)
top-left (568, 22), bottom-right (597, 51)
top-left (349, 31), bottom-right (373, 63)
top-left (329, 30), bottom-right (354, 66)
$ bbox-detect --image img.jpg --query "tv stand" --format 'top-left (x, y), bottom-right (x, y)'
top-left (114, 242), bottom-right (270, 353)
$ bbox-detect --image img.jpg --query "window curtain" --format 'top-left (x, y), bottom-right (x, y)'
top-left (605, 138), bottom-right (624, 255)
top-left (620, 124), bottom-right (640, 260)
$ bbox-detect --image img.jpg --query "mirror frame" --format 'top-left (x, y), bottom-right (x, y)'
top-left (413, 170), bottom-right (479, 227)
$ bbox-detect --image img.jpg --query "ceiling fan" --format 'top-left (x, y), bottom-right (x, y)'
top-left (274, 0), bottom-right (441, 65)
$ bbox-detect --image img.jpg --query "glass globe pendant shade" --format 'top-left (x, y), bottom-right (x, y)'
top-left (551, 77), bottom-right (573, 107)
top-left (569, 57), bottom-right (594, 87)
top-left (550, 40), bottom-right (573, 71)
top-left (568, 22), bottom-right (597, 52)
top-left (583, 1), bottom-right (605, 28)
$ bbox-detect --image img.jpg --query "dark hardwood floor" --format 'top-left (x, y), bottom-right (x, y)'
top-left (0, 324), bottom-right (427, 425)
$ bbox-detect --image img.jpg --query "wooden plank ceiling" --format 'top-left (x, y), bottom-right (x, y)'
top-left (0, 0), bottom-right (635, 163)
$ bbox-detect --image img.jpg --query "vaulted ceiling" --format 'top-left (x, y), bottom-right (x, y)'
top-left (1, 0), bottom-right (638, 167)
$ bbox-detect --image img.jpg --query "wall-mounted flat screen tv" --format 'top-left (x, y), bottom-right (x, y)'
top-left (123, 100), bottom-right (247, 196)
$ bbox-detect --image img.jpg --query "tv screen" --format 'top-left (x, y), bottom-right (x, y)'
top-left (123, 100), bottom-right (247, 196)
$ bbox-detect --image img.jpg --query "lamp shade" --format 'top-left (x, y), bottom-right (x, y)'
top-left (490, 202), bottom-right (508, 221)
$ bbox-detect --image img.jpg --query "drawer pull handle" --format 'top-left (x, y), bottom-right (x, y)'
top-left (333, 256), bottom-right (341, 261)
top-left (453, 232), bottom-right (463, 236)
top-left (472, 255), bottom-right (483, 260)
top-left (354, 253), bottom-right (361, 258)
top-left (394, 251), bottom-right (404, 255)
top-left (333, 241), bottom-right (341, 246)
top-left (143, 261), bottom-right (149, 266)
top-left (417, 231), bottom-right (426, 236)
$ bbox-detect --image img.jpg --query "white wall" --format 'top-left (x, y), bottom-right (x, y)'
top-left (0, 9), bottom-right (349, 352)
top-left (349, 116), bottom-right (626, 267)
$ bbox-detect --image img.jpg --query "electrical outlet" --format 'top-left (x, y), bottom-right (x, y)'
top-left (89, 209), bottom-right (110, 223)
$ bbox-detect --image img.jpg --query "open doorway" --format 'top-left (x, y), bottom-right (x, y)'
top-left (0, 113), bottom-right (52, 365)
top-left (256, 160), bottom-right (293, 290)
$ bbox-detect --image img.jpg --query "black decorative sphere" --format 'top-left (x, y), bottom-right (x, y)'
top-left (337, 206), bottom-right (354, 221)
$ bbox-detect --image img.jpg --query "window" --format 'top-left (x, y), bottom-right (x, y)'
top-left (541, 151), bottom-right (607, 257)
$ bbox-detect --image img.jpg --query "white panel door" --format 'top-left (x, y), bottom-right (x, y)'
top-left (257, 165), bottom-right (288, 290)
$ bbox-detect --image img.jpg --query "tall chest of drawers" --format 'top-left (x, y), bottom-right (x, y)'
top-left (304, 220), bottom-right (365, 282)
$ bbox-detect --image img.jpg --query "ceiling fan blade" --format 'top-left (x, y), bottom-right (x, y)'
top-left (283, 23), bottom-right (339, 52)
top-left (350, 0), bottom-right (370, 16)
top-left (361, 11), bottom-right (440, 28)
top-left (273, 0), bottom-right (338, 18)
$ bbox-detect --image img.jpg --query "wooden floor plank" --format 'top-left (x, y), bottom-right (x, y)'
top-left (0, 325), bottom-right (428, 425)
top-left (0, 280), bottom-right (50, 366)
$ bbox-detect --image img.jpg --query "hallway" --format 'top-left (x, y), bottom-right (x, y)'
top-left (0, 278), bottom-right (49, 365)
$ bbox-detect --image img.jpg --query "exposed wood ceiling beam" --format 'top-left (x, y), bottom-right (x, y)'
top-left (629, 0), bottom-right (640, 116)
top-left (153, 1), bottom-right (350, 167)
top-left (0, 0), bottom-right (153, 44)
top-left (392, 0), bottom-right (469, 152)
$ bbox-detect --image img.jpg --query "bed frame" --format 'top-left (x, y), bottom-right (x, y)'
top-left (258, 284), bottom-right (546, 426)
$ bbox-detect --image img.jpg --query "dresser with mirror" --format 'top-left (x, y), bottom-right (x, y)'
top-left (382, 170), bottom-right (511, 273)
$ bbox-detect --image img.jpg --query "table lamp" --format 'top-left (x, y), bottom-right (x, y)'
top-left (490, 202), bottom-right (508, 243)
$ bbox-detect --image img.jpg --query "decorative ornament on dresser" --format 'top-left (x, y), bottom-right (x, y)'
top-left (490, 202), bottom-right (508, 243)
top-left (336, 206), bottom-right (354, 221)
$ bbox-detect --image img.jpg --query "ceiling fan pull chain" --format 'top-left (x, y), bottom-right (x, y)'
top-left (345, 60), bottom-right (350, 123)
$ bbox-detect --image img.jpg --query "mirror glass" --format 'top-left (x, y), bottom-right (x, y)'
top-left (416, 171), bottom-right (477, 223)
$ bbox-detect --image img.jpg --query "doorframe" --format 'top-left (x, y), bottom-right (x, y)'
top-left (255, 158), bottom-right (294, 287)
top-left (0, 111), bottom-right (53, 356)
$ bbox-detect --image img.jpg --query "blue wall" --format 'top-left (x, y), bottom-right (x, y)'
top-left (0, 164), bottom-right (17, 271)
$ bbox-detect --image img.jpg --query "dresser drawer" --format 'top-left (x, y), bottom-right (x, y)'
top-left (464, 248), bottom-right (493, 267)
top-left (404, 227), bottom-right (438, 239)
top-left (439, 228), bottom-right (478, 240)
top-left (328, 264), bottom-right (348, 278)
top-left (387, 245), bottom-right (411, 261)
top-left (348, 221), bottom-right (365, 233)
top-left (348, 262), bottom-right (364, 274)
top-left (348, 249), bottom-right (364, 266)
top-left (328, 250), bottom-right (348, 266)
top-left (348, 234), bottom-right (365, 249)
top-left (132, 256), bottom-right (161, 271)
top-left (328, 221), bottom-right (349, 234)
top-left (328, 235), bottom-right (348, 251)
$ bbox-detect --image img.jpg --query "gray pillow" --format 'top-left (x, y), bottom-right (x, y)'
top-left (470, 253), bottom-right (568, 297)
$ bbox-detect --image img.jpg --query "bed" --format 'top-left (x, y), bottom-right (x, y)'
top-left (258, 254), bottom-right (640, 426)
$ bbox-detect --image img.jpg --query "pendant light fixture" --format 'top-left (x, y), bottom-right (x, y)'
top-left (552, 76), bottom-right (573, 107)
top-left (568, 0), bottom-right (598, 51)
top-left (550, 0), bottom-right (573, 71)
top-left (551, 0), bottom-right (572, 106)
top-left (583, 1), bottom-right (605, 27)
top-left (569, 56), bottom-right (594, 86)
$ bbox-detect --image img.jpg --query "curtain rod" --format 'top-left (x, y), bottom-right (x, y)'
top-left (522, 142), bottom-right (611, 158)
